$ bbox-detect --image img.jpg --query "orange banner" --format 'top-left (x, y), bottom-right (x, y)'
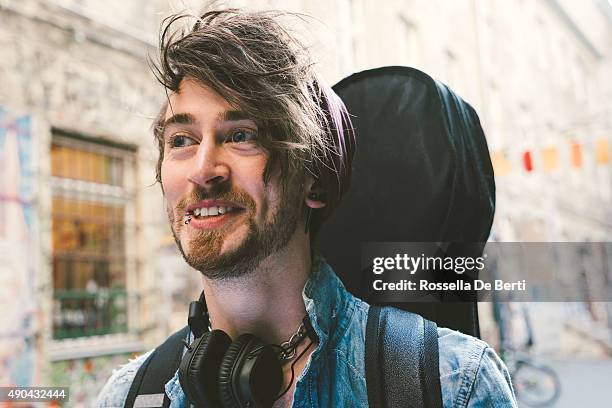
top-left (491, 151), bottom-right (512, 176)
top-left (595, 139), bottom-right (609, 164)
top-left (541, 147), bottom-right (559, 172)
top-left (570, 142), bottom-right (582, 168)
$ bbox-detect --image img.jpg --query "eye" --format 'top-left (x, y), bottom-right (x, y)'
top-left (227, 129), bottom-right (257, 144)
top-left (168, 134), bottom-right (197, 148)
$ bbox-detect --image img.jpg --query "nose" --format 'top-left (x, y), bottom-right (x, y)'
top-left (186, 137), bottom-right (230, 189)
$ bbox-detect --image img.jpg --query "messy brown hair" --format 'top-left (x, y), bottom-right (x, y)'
top-left (151, 8), bottom-right (355, 237)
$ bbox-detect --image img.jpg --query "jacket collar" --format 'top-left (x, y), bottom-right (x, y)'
top-left (302, 252), bottom-right (356, 350)
top-left (166, 253), bottom-right (356, 404)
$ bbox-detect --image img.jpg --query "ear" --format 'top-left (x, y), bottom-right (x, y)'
top-left (305, 177), bottom-right (326, 209)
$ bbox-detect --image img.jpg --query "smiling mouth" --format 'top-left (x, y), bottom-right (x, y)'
top-left (190, 205), bottom-right (239, 217)
top-left (182, 205), bottom-right (245, 226)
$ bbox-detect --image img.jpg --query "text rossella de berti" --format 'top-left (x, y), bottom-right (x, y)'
top-left (370, 254), bottom-right (526, 292)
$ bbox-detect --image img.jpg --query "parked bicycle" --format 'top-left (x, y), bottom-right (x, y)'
top-left (498, 304), bottom-right (561, 407)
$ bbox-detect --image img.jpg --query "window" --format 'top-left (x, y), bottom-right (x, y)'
top-left (50, 133), bottom-right (136, 339)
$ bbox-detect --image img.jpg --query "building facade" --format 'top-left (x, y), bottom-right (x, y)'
top-left (0, 0), bottom-right (610, 405)
top-left (0, 0), bottom-right (198, 404)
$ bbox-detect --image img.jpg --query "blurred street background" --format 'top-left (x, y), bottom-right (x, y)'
top-left (0, 0), bottom-right (611, 406)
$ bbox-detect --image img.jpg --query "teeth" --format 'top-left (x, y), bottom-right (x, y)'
top-left (191, 206), bottom-right (235, 217)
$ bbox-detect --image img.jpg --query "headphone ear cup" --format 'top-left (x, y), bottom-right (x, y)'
top-left (218, 334), bottom-right (283, 408)
top-left (179, 330), bottom-right (231, 408)
top-left (218, 334), bottom-right (255, 408)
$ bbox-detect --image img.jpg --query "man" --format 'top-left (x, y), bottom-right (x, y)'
top-left (98, 8), bottom-right (517, 408)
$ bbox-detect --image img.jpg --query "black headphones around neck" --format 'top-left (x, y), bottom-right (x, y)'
top-left (179, 292), bottom-right (316, 408)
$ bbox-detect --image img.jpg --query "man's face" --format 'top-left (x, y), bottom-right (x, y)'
top-left (160, 78), bottom-right (304, 278)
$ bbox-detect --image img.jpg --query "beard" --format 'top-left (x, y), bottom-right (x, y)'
top-left (167, 180), bottom-right (303, 280)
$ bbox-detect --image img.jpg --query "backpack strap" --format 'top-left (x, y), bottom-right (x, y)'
top-left (125, 326), bottom-right (190, 408)
top-left (366, 306), bottom-right (443, 408)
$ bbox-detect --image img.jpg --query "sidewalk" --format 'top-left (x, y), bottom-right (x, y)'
top-left (519, 358), bottom-right (612, 407)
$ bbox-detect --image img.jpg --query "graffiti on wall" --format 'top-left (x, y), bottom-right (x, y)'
top-left (0, 108), bottom-right (38, 387)
top-left (49, 353), bottom-right (134, 407)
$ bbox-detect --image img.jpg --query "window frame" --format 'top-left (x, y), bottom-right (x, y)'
top-left (49, 131), bottom-right (142, 355)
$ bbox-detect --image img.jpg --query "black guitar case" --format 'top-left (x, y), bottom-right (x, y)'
top-left (316, 66), bottom-right (496, 337)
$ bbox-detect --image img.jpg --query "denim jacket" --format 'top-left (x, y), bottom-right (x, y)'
top-left (97, 255), bottom-right (517, 407)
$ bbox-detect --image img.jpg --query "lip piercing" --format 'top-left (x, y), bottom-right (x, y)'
top-left (183, 212), bottom-right (192, 225)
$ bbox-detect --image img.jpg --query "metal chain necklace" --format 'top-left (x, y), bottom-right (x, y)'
top-left (277, 317), bottom-right (309, 362)
top-left (207, 314), bottom-right (311, 363)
